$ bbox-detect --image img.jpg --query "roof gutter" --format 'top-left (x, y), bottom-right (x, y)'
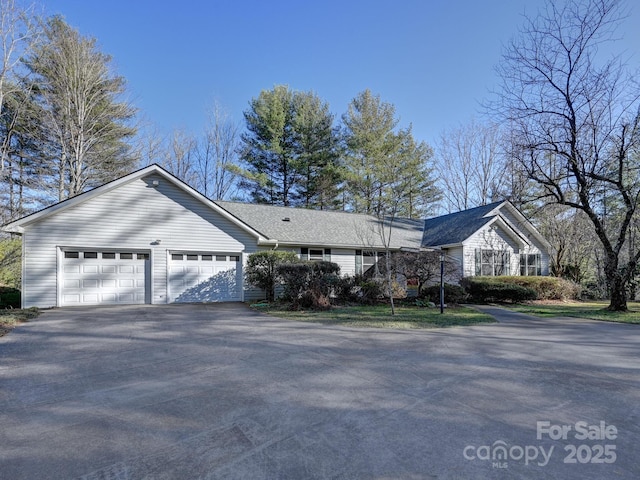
top-left (256, 238), bottom-right (279, 248)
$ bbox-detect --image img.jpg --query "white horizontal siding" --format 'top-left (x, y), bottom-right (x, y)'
top-left (22, 174), bottom-right (259, 308)
top-left (499, 209), bottom-right (550, 275)
top-left (463, 224), bottom-right (521, 277)
top-left (462, 221), bottom-right (549, 277)
top-left (444, 246), bottom-right (464, 282)
top-left (331, 248), bottom-right (356, 276)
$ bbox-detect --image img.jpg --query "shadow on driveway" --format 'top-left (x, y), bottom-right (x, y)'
top-left (1, 303), bottom-right (639, 479)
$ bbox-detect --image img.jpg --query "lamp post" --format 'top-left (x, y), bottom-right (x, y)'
top-left (440, 249), bottom-right (444, 314)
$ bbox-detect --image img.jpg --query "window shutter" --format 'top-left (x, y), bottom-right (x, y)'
top-left (301, 247), bottom-right (308, 260)
top-left (505, 251), bottom-right (511, 275)
top-left (324, 248), bottom-right (331, 262)
top-left (475, 249), bottom-right (481, 276)
top-left (536, 254), bottom-right (542, 276)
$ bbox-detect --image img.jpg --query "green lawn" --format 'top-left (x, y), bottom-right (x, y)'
top-left (507, 301), bottom-right (640, 324)
top-left (254, 303), bottom-right (495, 329)
top-left (0, 308), bottom-right (39, 337)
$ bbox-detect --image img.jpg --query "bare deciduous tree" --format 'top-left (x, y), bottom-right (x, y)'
top-left (161, 129), bottom-right (198, 187)
top-left (494, 0), bottom-right (640, 310)
top-left (0, 0), bottom-right (37, 176)
top-left (195, 102), bottom-right (239, 200)
top-left (435, 119), bottom-right (505, 212)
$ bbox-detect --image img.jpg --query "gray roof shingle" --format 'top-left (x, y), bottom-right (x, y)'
top-left (215, 201), bottom-right (425, 249)
top-left (421, 201), bottom-right (504, 247)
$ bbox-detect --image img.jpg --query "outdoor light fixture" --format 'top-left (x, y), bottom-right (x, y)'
top-left (152, 180), bottom-right (160, 187)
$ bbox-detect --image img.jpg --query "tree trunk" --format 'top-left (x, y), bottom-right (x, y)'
top-left (386, 250), bottom-right (395, 316)
top-left (605, 260), bottom-right (628, 312)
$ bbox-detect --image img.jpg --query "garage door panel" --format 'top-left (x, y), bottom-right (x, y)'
top-left (60, 250), bottom-right (149, 306)
top-left (83, 279), bottom-right (99, 288)
top-left (83, 294), bottom-right (99, 303)
top-left (63, 294), bottom-right (80, 303)
top-left (169, 253), bottom-right (241, 303)
top-left (64, 279), bottom-right (80, 288)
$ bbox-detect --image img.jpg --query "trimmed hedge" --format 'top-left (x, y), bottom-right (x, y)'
top-left (487, 276), bottom-right (581, 300)
top-left (460, 277), bottom-right (537, 303)
top-left (420, 283), bottom-right (468, 304)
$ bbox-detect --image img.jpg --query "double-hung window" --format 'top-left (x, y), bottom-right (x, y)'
top-left (520, 253), bottom-right (541, 276)
top-left (355, 250), bottom-right (378, 275)
top-left (475, 249), bottom-right (511, 276)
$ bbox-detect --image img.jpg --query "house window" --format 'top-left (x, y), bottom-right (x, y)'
top-left (201, 255), bottom-right (213, 261)
top-left (301, 248), bottom-right (331, 262)
top-left (64, 251), bottom-right (79, 259)
top-left (216, 255), bottom-right (227, 261)
top-left (172, 254), bottom-right (183, 261)
top-left (137, 253), bottom-right (149, 260)
top-left (475, 249), bottom-right (510, 276)
top-left (355, 250), bottom-right (378, 275)
top-left (102, 252), bottom-right (116, 259)
top-left (120, 253), bottom-right (133, 259)
top-left (520, 253), bottom-right (541, 276)
top-left (83, 252), bottom-right (98, 259)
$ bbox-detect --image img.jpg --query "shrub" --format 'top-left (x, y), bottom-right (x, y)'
top-left (245, 250), bottom-right (300, 302)
top-left (420, 283), bottom-right (468, 304)
top-left (359, 280), bottom-right (383, 304)
top-left (334, 275), bottom-right (361, 303)
top-left (278, 263), bottom-right (313, 302)
top-left (489, 276), bottom-right (581, 300)
top-left (460, 277), bottom-right (537, 303)
top-left (581, 282), bottom-right (607, 300)
top-left (277, 260), bottom-right (340, 309)
top-left (0, 287), bottom-right (21, 309)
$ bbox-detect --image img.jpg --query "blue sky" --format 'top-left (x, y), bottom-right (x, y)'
top-left (41, 0), bottom-right (639, 147)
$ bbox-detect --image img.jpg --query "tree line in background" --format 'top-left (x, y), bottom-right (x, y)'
top-left (0, 0), bottom-right (639, 310)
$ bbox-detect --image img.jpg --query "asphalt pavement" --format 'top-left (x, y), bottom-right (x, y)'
top-left (1, 303), bottom-right (638, 479)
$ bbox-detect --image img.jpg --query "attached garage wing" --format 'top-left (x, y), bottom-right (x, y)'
top-left (168, 252), bottom-right (242, 303)
top-left (60, 250), bottom-right (150, 306)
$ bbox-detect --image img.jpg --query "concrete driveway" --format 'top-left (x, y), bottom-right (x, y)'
top-left (1, 303), bottom-right (639, 479)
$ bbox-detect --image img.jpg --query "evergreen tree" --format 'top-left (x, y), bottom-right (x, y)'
top-left (239, 85), bottom-right (341, 208)
top-left (342, 89), bottom-right (439, 217)
top-left (24, 16), bottom-right (136, 200)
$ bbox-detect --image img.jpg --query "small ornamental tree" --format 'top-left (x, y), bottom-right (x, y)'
top-left (245, 250), bottom-right (299, 301)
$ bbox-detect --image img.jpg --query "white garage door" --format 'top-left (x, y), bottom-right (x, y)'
top-left (60, 250), bottom-right (149, 306)
top-left (169, 252), bottom-right (241, 303)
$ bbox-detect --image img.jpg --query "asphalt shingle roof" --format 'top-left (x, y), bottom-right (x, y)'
top-left (421, 201), bottom-right (504, 247)
top-left (215, 201), bottom-right (425, 249)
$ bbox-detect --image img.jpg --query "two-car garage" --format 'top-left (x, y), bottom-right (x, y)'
top-left (59, 249), bottom-right (242, 307)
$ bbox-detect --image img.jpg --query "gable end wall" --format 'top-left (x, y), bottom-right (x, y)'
top-left (22, 174), bottom-right (259, 308)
